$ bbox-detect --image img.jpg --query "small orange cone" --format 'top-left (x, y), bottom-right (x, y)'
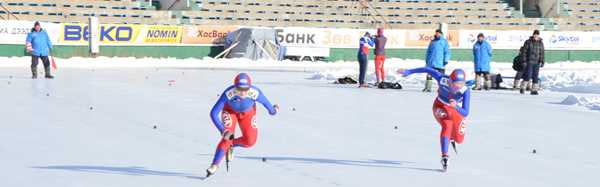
top-left (51, 56), bottom-right (58, 70)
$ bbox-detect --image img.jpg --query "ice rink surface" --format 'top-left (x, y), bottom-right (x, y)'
top-left (0, 61), bottom-right (599, 186)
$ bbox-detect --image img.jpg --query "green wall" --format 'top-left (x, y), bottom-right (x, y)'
top-left (0, 44), bottom-right (224, 59)
top-left (329, 48), bottom-right (600, 63)
top-left (1, 44), bottom-right (598, 63)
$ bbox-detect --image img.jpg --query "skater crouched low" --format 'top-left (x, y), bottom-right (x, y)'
top-left (206, 73), bottom-right (279, 177)
top-left (399, 67), bottom-right (471, 171)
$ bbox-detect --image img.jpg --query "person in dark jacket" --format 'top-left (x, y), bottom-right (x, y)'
top-left (25, 21), bottom-right (54, 79)
top-left (373, 28), bottom-right (387, 84)
top-left (472, 33), bottom-right (493, 90)
top-left (357, 32), bottom-right (374, 88)
top-left (423, 29), bottom-right (450, 92)
top-left (512, 46), bottom-right (529, 90)
top-left (520, 30), bottom-right (545, 95)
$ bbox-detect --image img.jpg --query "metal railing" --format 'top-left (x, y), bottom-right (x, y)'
top-left (0, 4), bottom-right (20, 20)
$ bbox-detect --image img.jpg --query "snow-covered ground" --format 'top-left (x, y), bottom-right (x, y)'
top-left (0, 56), bottom-right (599, 186)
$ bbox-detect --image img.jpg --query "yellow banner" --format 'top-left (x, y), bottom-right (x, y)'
top-left (142, 25), bottom-right (182, 44)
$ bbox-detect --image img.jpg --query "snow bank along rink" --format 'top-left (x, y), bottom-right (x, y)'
top-left (1, 56), bottom-right (599, 187)
top-left (3, 56), bottom-right (598, 111)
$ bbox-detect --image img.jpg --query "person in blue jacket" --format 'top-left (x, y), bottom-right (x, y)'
top-left (398, 67), bottom-right (471, 171)
top-left (206, 73), bottom-right (279, 177)
top-left (357, 32), bottom-right (375, 88)
top-left (423, 29), bottom-right (451, 92)
top-left (472, 33), bottom-right (493, 90)
top-left (25, 21), bottom-right (54, 79)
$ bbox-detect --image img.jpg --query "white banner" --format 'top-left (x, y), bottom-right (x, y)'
top-left (1, 20), bottom-right (600, 50)
top-left (460, 30), bottom-right (530, 49)
top-left (543, 31), bottom-right (583, 49)
top-left (460, 30), bottom-right (600, 50)
top-left (0, 20), bottom-right (60, 45)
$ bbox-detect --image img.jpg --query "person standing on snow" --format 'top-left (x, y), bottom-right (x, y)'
top-left (206, 73), bottom-right (279, 177)
top-left (373, 28), bottom-right (387, 85)
top-left (398, 67), bottom-right (471, 171)
top-left (423, 29), bottom-right (451, 92)
top-left (472, 33), bottom-right (493, 91)
top-left (512, 46), bottom-right (529, 90)
top-left (25, 21), bottom-right (54, 79)
top-left (520, 30), bottom-right (545, 95)
top-left (357, 32), bottom-right (375, 88)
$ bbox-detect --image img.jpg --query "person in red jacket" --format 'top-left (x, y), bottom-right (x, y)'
top-left (374, 28), bottom-right (387, 84)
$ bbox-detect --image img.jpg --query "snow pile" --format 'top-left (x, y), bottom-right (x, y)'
top-left (311, 60), bottom-right (600, 94)
top-left (541, 71), bottom-right (600, 94)
top-left (560, 95), bottom-right (600, 111)
top-left (2, 56), bottom-right (600, 94)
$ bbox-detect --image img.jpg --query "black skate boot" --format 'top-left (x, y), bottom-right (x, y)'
top-left (441, 155), bottom-right (449, 172)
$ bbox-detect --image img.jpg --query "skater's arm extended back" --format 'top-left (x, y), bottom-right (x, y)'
top-left (404, 67), bottom-right (443, 81)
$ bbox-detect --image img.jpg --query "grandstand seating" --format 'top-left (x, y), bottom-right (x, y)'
top-left (0, 0), bottom-right (599, 31)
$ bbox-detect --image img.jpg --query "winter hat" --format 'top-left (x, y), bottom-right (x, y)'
top-left (32, 21), bottom-right (42, 32)
top-left (377, 28), bottom-right (384, 36)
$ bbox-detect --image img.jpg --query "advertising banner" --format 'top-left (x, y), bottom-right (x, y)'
top-left (275, 27), bottom-right (406, 48)
top-left (60, 23), bottom-right (143, 45)
top-left (405, 29), bottom-right (459, 47)
top-left (0, 20), bottom-right (60, 44)
top-left (543, 31), bottom-right (583, 49)
top-left (140, 25), bottom-right (182, 44)
top-left (181, 25), bottom-right (238, 45)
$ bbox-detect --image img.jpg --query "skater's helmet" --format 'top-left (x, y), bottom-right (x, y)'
top-left (450, 69), bottom-right (466, 83)
top-left (449, 69), bottom-right (466, 93)
top-left (234, 73), bottom-right (252, 89)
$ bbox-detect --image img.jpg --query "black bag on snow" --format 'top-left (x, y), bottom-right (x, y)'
top-left (335, 76), bottom-right (358, 84)
top-left (378, 82), bottom-right (403, 89)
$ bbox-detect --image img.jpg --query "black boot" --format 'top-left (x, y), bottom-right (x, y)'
top-left (44, 66), bottom-right (54, 79)
top-left (519, 81), bottom-right (528, 94)
top-left (31, 67), bottom-right (38, 79)
top-left (531, 83), bottom-right (540, 95)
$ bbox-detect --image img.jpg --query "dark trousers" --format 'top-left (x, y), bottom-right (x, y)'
top-left (475, 71), bottom-right (489, 77)
top-left (31, 55), bottom-right (50, 69)
top-left (357, 54), bottom-right (368, 84)
top-left (514, 70), bottom-right (525, 81)
top-left (426, 68), bottom-right (445, 80)
top-left (523, 63), bottom-right (540, 84)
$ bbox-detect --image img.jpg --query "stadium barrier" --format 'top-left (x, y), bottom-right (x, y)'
top-left (1, 20), bottom-right (599, 62)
